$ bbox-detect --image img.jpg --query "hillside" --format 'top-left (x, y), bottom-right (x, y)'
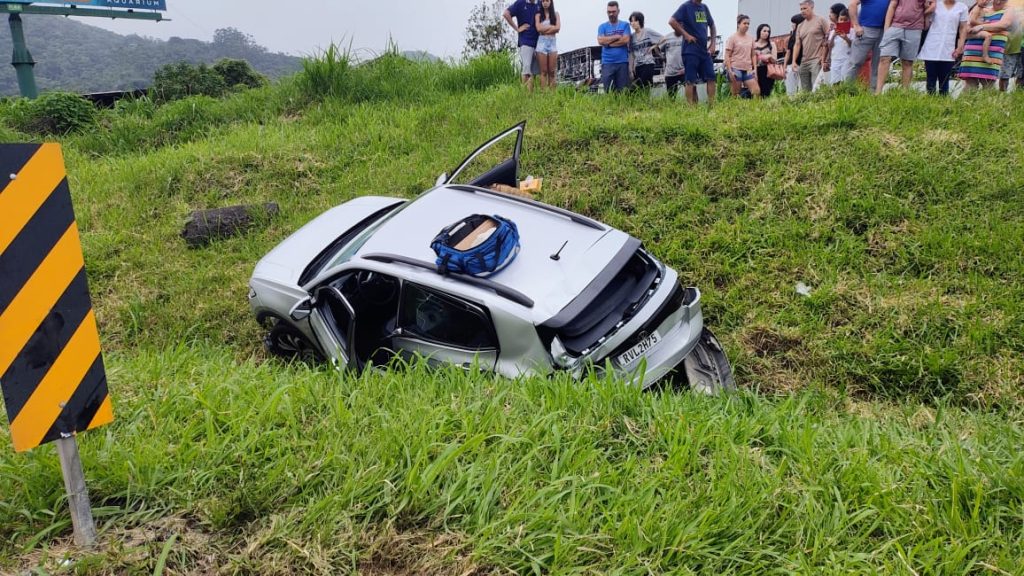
top-left (0, 17), bottom-right (300, 95)
top-left (0, 56), bottom-right (1022, 574)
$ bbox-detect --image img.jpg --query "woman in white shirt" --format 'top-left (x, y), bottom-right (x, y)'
top-left (918, 0), bottom-right (970, 95)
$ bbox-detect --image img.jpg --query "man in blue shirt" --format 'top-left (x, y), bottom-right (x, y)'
top-left (844, 0), bottom-right (890, 86)
top-left (504, 0), bottom-right (541, 91)
top-left (597, 1), bottom-right (632, 92)
top-left (669, 0), bottom-right (718, 105)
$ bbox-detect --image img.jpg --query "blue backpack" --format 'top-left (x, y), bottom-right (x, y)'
top-left (431, 214), bottom-right (520, 278)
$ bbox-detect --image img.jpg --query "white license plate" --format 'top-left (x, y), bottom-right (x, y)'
top-left (617, 331), bottom-right (661, 367)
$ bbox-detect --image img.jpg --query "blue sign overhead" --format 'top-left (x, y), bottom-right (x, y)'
top-left (5, 1), bottom-right (167, 10)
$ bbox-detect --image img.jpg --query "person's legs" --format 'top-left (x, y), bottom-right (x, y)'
top-left (550, 52), bottom-right (559, 89)
top-left (875, 56), bottom-right (892, 93)
top-left (937, 61), bottom-right (954, 95)
top-left (924, 60), bottom-right (938, 94)
top-left (537, 50), bottom-right (551, 89)
top-left (701, 52), bottom-right (716, 105)
top-left (601, 63), bottom-right (614, 93)
top-left (729, 69), bottom-right (741, 95)
top-left (666, 74), bottom-right (683, 98)
top-left (846, 26), bottom-right (882, 85)
top-left (744, 75), bottom-right (761, 97)
top-left (685, 84), bottom-right (698, 104)
top-left (900, 59), bottom-right (914, 88)
top-left (798, 60), bottom-right (814, 92)
top-left (519, 46), bottom-right (537, 91)
top-left (614, 63), bottom-right (630, 92)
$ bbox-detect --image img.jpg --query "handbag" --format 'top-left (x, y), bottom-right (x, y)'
top-left (767, 62), bottom-right (786, 80)
top-left (431, 214), bottom-right (520, 278)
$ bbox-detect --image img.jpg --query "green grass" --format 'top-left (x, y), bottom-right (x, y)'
top-left (1, 54), bottom-right (1023, 573)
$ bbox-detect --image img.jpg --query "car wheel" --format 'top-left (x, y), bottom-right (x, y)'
top-left (264, 321), bottom-right (322, 363)
top-left (682, 328), bottom-right (736, 395)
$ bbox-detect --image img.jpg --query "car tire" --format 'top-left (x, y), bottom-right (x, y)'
top-left (682, 328), bottom-right (736, 395)
top-left (264, 321), bottom-right (322, 363)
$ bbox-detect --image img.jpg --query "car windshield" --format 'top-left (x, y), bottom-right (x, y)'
top-left (325, 202), bottom-right (408, 270)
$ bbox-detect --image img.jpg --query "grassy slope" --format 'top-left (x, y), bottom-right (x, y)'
top-left (1, 77), bottom-right (1023, 573)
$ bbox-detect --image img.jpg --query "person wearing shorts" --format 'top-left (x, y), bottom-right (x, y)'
top-left (534, 0), bottom-right (561, 90)
top-left (875, 0), bottom-right (928, 94)
top-left (725, 14), bottom-right (761, 97)
top-left (846, 0), bottom-right (890, 87)
top-left (504, 0), bottom-right (541, 91)
top-left (998, 9), bottom-right (1021, 92)
top-left (598, 1), bottom-right (632, 92)
top-left (670, 0), bottom-right (718, 105)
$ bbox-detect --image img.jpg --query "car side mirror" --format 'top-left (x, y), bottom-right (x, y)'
top-left (435, 172), bottom-right (448, 187)
top-left (289, 298), bottom-right (312, 322)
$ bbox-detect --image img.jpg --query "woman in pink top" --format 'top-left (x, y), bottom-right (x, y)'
top-left (725, 14), bottom-right (761, 97)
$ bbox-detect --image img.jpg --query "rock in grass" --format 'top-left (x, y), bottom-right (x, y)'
top-left (181, 203), bottom-right (279, 248)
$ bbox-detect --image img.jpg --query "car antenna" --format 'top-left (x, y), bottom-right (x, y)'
top-left (550, 240), bottom-right (568, 261)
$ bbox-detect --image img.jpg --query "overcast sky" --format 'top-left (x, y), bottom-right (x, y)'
top-left (76, 0), bottom-right (742, 60)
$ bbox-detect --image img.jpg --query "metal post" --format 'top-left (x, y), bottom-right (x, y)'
top-left (55, 436), bottom-right (97, 547)
top-left (8, 13), bottom-right (38, 99)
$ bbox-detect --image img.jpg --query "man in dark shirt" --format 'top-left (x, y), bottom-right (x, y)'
top-left (669, 0), bottom-right (718, 105)
top-left (504, 0), bottom-right (541, 91)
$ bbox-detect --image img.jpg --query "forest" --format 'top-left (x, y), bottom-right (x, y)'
top-left (0, 16), bottom-right (301, 95)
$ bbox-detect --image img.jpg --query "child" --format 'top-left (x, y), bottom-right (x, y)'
top-left (657, 30), bottom-right (686, 98)
top-left (829, 9), bottom-right (853, 84)
top-left (970, 0), bottom-right (995, 64)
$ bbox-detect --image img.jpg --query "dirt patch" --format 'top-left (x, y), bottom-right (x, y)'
top-left (743, 326), bottom-right (803, 360)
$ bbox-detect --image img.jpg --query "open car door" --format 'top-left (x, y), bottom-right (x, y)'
top-left (443, 121), bottom-right (525, 189)
top-left (307, 286), bottom-right (358, 371)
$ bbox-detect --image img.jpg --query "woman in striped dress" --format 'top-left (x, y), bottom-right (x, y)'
top-left (959, 0), bottom-right (1014, 89)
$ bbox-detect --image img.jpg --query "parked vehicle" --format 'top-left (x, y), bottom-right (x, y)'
top-left (248, 123), bottom-right (734, 392)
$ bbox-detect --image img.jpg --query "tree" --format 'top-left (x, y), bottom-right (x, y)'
top-left (151, 62), bottom-right (227, 103)
top-left (463, 0), bottom-right (516, 59)
top-left (213, 59), bottom-right (267, 89)
top-left (212, 27), bottom-right (266, 57)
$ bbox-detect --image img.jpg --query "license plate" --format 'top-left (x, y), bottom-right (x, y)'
top-left (617, 331), bottom-right (661, 367)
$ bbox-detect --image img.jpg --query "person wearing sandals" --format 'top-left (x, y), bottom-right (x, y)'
top-left (535, 0), bottom-right (561, 91)
top-left (725, 14), bottom-right (761, 97)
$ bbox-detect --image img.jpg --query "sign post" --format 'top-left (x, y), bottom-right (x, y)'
top-left (1, 143), bottom-right (114, 547)
top-left (1, 1), bottom-right (167, 99)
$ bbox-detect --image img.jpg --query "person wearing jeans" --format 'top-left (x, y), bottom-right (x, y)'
top-left (598, 1), bottom-right (632, 92)
top-left (918, 0), bottom-right (968, 95)
top-left (845, 0), bottom-right (890, 86)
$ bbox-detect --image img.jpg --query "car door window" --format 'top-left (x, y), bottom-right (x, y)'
top-left (446, 122), bottom-right (524, 189)
top-left (399, 284), bottom-right (497, 350)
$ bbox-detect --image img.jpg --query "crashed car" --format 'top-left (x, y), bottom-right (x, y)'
top-left (248, 123), bottom-right (734, 392)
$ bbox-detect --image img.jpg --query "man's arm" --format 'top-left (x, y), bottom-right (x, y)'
top-left (883, 0), bottom-right (897, 30)
top-left (707, 12), bottom-right (717, 56)
top-left (849, 0), bottom-right (863, 36)
top-left (669, 16), bottom-right (697, 42)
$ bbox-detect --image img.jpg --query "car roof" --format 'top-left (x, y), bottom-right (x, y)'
top-left (353, 185), bottom-right (632, 320)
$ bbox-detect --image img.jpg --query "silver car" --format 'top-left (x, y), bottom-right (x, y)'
top-left (248, 123), bottom-right (734, 392)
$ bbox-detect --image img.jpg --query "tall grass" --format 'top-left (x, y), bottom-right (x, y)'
top-left (296, 43), bottom-right (516, 103)
top-left (2, 346), bottom-right (1022, 574)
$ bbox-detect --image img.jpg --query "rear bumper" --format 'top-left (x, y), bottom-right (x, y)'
top-left (609, 286), bottom-right (704, 388)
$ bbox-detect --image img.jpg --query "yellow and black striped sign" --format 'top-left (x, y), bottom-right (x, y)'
top-left (1, 143), bottom-right (113, 453)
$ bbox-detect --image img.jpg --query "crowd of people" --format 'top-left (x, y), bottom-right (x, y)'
top-left (501, 0), bottom-right (1023, 102)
